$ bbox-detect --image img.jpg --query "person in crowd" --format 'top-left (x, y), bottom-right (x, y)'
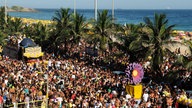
top-left (0, 48), bottom-right (191, 108)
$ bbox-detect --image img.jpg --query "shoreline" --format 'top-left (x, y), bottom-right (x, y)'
top-left (11, 16), bottom-right (192, 34)
top-left (8, 10), bottom-right (38, 12)
top-left (7, 9), bottom-right (38, 12)
top-left (15, 17), bottom-right (192, 32)
top-left (7, 9), bottom-right (192, 31)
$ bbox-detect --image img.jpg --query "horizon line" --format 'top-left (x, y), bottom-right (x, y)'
top-left (34, 8), bottom-right (192, 10)
top-left (4, 5), bottom-right (192, 10)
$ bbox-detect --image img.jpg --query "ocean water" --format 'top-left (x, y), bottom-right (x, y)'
top-left (8, 9), bottom-right (192, 31)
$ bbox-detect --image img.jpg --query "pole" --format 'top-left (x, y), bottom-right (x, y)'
top-left (4, 0), bottom-right (7, 23)
top-left (46, 73), bottom-right (49, 108)
top-left (74, 0), bottom-right (76, 16)
top-left (94, 0), bottom-right (97, 21)
top-left (112, 0), bottom-right (114, 23)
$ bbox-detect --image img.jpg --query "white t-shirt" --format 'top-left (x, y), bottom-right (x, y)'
top-left (56, 61), bottom-right (61, 67)
top-left (144, 61), bottom-right (150, 68)
top-left (57, 97), bottom-right (63, 105)
top-left (4, 79), bottom-right (8, 85)
top-left (72, 75), bottom-right (76, 79)
top-left (143, 93), bottom-right (149, 102)
top-left (48, 60), bottom-right (52, 67)
top-left (25, 96), bottom-right (30, 102)
top-left (98, 102), bottom-right (103, 107)
top-left (126, 94), bottom-right (131, 100)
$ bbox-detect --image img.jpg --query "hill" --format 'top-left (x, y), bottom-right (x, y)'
top-left (7, 6), bottom-right (37, 12)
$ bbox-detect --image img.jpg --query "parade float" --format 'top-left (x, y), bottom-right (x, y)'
top-left (20, 38), bottom-right (44, 62)
top-left (125, 62), bottom-right (144, 99)
top-left (3, 36), bottom-right (43, 63)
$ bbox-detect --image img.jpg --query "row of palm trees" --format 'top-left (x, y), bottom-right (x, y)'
top-left (0, 7), bottom-right (191, 82)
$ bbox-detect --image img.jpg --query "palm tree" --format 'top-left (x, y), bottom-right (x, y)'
top-left (94, 10), bottom-right (113, 55)
top-left (23, 24), bottom-right (33, 38)
top-left (171, 39), bottom-right (192, 71)
top-left (0, 8), bottom-right (7, 47)
top-left (0, 7), bottom-right (7, 31)
top-left (71, 13), bottom-right (86, 45)
top-left (8, 17), bottom-right (23, 33)
top-left (116, 23), bottom-right (148, 62)
top-left (32, 22), bottom-right (49, 49)
top-left (0, 31), bottom-right (7, 46)
top-left (143, 13), bottom-right (175, 77)
top-left (52, 8), bottom-right (72, 54)
top-left (163, 54), bottom-right (192, 86)
top-left (184, 40), bottom-right (192, 53)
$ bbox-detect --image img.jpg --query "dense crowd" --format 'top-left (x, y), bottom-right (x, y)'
top-left (0, 51), bottom-right (191, 108)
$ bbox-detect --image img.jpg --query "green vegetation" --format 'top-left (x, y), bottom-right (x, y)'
top-left (11, 6), bottom-right (24, 11)
top-left (0, 7), bottom-right (191, 83)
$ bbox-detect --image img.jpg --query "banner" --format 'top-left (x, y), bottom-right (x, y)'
top-left (24, 46), bottom-right (43, 58)
top-left (25, 46), bottom-right (41, 53)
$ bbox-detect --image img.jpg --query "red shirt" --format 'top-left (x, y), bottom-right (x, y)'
top-left (0, 96), bottom-right (3, 104)
top-left (109, 93), bottom-right (113, 99)
top-left (71, 94), bottom-right (76, 100)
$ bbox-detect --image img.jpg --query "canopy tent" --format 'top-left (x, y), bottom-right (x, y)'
top-left (20, 38), bottom-right (36, 48)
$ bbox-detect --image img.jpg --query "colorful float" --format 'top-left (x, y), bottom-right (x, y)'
top-left (3, 36), bottom-right (43, 63)
top-left (125, 62), bottom-right (144, 99)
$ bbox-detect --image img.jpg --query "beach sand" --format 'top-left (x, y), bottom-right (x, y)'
top-left (164, 42), bottom-right (191, 56)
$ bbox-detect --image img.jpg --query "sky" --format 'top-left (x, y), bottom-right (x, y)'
top-left (1, 0), bottom-right (192, 9)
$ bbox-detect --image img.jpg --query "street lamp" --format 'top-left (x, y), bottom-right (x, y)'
top-left (4, 0), bottom-right (7, 23)
top-left (94, 0), bottom-right (97, 21)
top-left (112, 0), bottom-right (114, 23)
top-left (74, 0), bottom-right (76, 16)
top-left (45, 73), bottom-right (49, 108)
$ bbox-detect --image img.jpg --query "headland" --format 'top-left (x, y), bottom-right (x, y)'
top-left (7, 6), bottom-right (37, 12)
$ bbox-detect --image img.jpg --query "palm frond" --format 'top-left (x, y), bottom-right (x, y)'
top-left (186, 61), bottom-right (192, 70)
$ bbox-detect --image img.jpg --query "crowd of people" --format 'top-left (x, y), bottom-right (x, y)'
top-left (0, 51), bottom-right (191, 108)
